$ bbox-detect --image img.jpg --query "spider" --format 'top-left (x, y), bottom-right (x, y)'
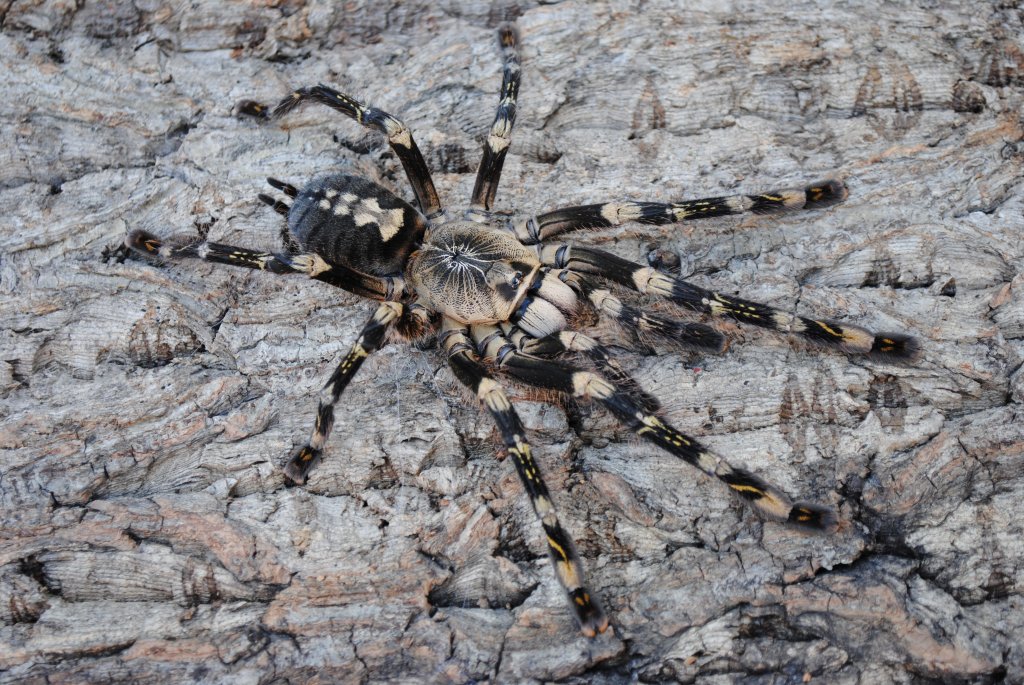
top-left (125, 24), bottom-right (918, 637)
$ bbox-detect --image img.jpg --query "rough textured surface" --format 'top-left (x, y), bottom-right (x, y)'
top-left (2, 1), bottom-right (1022, 682)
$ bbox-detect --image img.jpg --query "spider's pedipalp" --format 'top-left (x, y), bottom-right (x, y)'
top-left (485, 343), bottom-right (838, 533)
top-left (284, 301), bottom-right (404, 485)
top-left (471, 22), bottom-right (521, 212)
top-left (544, 243), bottom-right (920, 360)
top-left (514, 179), bottom-right (848, 245)
top-left (442, 319), bottom-right (608, 636)
top-left (272, 85), bottom-right (442, 218)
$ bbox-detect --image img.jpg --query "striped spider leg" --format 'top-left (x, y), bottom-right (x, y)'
top-left (441, 318), bottom-right (608, 637)
top-left (512, 179), bottom-right (849, 245)
top-left (285, 302), bottom-right (433, 484)
top-left (270, 83), bottom-right (443, 219)
top-left (124, 228), bottom-right (402, 301)
top-left (471, 324), bottom-right (839, 533)
top-left (539, 243), bottom-right (920, 359)
top-left (123, 230), bottom-right (429, 487)
top-left (471, 22), bottom-right (521, 213)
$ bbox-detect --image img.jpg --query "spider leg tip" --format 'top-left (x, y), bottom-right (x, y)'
top-left (283, 446), bottom-right (321, 485)
top-left (496, 22), bottom-right (519, 46)
top-left (869, 332), bottom-right (921, 362)
top-left (579, 618), bottom-right (611, 638)
top-left (787, 502), bottom-right (839, 534)
top-left (125, 229), bottom-right (162, 254)
top-left (573, 596), bottom-right (610, 637)
top-left (235, 99), bottom-right (270, 119)
top-left (804, 178), bottom-right (849, 208)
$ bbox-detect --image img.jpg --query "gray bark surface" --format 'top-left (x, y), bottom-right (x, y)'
top-left (2, 1), bottom-right (1022, 682)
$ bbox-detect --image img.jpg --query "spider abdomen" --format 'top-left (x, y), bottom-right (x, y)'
top-left (288, 173), bottom-right (426, 276)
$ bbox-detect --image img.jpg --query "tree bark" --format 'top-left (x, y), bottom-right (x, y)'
top-left (2, 1), bottom-right (1022, 682)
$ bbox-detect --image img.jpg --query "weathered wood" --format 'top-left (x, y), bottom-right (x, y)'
top-left (2, 1), bottom-right (1022, 682)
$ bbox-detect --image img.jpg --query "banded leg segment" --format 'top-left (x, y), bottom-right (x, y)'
top-left (273, 85), bottom-right (442, 218)
top-left (441, 319), bottom-right (608, 637)
top-left (514, 179), bottom-right (848, 245)
top-left (563, 272), bottom-right (726, 353)
top-left (470, 23), bottom-right (521, 212)
top-left (284, 302), bottom-right (406, 484)
top-left (542, 243), bottom-right (919, 359)
top-left (513, 328), bottom-right (661, 414)
top-left (125, 229), bottom-right (402, 301)
top-left (472, 332), bottom-right (838, 532)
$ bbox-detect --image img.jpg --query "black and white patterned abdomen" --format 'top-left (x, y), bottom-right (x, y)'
top-left (288, 174), bottom-right (426, 276)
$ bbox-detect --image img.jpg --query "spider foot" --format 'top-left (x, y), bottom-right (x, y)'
top-left (235, 99), bottom-right (272, 119)
top-left (869, 332), bottom-right (920, 361)
top-left (801, 178), bottom-right (849, 209)
top-left (283, 445), bottom-right (321, 485)
top-left (125, 229), bottom-right (164, 255)
top-left (787, 502), bottom-right (839, 533)
top-left (570, 588), bottom-right (609, 637)
top-left (267, 177), bottom-right (299, 198)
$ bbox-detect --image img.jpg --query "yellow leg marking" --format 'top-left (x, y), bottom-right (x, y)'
top-left (811, 320), bottom-right (843, 338)
top-left (547, 536), bottom-right (569, 563)
top-left (509, 444), bottom-right (539, 483)
top-left (729, 484), bottom-right (769, 497)
top-left (792, 509), bottom-right (814, 522)
top-left (636, 414), bottom-right (692, 447)
top-left (662, 426), bottom-right (692, 448)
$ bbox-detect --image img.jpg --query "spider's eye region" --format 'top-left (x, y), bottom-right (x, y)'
top-left (510, 271), bottom-right (524, 288)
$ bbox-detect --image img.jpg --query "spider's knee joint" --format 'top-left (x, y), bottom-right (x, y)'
top-left (383, 119), bottom-right (413, 149)
top-left (558, 331), bottom-right (597, 353)
top-left (375, 300), bottom-right (405, 323)
top-left (284, 253), bottom-right (332, 277)
top-left (476, 377), bottom-right (512, 412)
top-left (570, 371), bottom-right (615, 400)
top-left (625, 266), bottom-right (674, 296)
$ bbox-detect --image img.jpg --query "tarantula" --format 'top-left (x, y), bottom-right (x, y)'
top-left (125, 24), bottom-right (917, 636)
